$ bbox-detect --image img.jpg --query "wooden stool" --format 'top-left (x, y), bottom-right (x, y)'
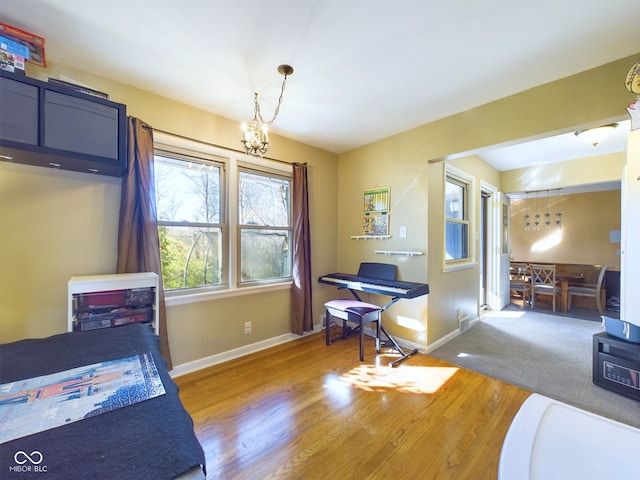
top-left (325, 299), bottom-right (381, 361)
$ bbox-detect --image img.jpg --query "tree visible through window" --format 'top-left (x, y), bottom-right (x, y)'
top-left (155, 154), bottom-right (224, 290)
top-left (154, 148), bottom-right (293, 293)
top-left (239, 169), bottom-right (292, 282)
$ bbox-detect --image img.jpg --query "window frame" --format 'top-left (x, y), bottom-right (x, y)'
top-left (154, 146), bottom-right (228, 293)
top-left (236, 164), bottom-right (293, 286)
top-left (443, 165), bottom-right (475, 272)
top-left (152, 133), bottom-right (293, 305)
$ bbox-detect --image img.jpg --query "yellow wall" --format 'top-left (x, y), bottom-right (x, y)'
top-left (509, 190), bottom-right (621, 267)
top-left (501, 152), bottom-right (625, 193)
top-left (337, 53), bottom-right (638, 349)
top-left (330, 135), bottom-right (431, 345)
top-left (2, 52), bottom-right (638, 367)
top-left (0, 61), bottom-right (340, 370)
top-left (0, 163), bottom-right (121, 340)
top-left (425, 155), bottom-right (501, 342)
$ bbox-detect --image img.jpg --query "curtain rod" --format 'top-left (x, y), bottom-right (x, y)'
top-left (141, 125), bottom-right (296, 166)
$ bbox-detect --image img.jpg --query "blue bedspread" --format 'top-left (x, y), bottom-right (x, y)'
top-left (0, 324), bottom-right (205, 480)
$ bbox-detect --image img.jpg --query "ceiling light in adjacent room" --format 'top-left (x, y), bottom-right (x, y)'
top-left (241, 64), bottom-right (294, 157)
top-left (574, 123), bottom-right (618, 146)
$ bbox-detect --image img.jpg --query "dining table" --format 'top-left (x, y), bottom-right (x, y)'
top-left (555, 272), bottom-right (584, 313)
top-left (511, 262), bottom-right (587, 312)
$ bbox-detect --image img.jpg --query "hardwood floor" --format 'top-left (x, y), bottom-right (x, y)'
top-left (174, 329), bottom-right (531, 479)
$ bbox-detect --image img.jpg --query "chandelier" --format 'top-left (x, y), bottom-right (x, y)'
top-left (241, 64), bottom-right (294, 157)
top-left (523, 190), bottom-right (561, 231)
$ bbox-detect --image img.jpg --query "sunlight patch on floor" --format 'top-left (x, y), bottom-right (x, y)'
top-left (334, 365), bottom-right (458, 394)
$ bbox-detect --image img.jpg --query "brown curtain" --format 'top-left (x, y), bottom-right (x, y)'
top-left (117, 117), bottom-right (172, 368)
top-left (291, 162), bottom-right (313, 334)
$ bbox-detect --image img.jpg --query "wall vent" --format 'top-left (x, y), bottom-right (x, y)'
top-left (459, 315), bottom-right (470, 333)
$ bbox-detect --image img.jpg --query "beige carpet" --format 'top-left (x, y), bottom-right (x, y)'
top-left (429, 307), bottom-right (639, 428)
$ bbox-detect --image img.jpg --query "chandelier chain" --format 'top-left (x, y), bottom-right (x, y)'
top-left (242, 64), bottom-right (293, 157)
top-left (269, 74), bottom-right (290, 125)
top-left (252, 72), bottom-right (290, 124)
top-left (253, 93), bottom-right (263, 123)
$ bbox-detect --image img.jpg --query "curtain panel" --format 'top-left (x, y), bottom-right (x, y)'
top-left (117, 117), bottom-right (172, 368)
top-left (291, 162), bottom-right (313, 334)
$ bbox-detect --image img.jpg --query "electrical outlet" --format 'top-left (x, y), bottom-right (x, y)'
top-left (244, 321), bottom-right (252, 334)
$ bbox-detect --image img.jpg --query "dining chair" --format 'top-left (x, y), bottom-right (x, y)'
top-left (530, 264), bottom-right (561, 312)
top-left (509, 263), bottom-right (531, 308)
top-left (567, 265), bottom-right (608, 314)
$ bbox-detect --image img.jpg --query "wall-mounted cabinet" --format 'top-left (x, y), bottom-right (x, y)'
top-left (0, 70), bottom-right (127, 177)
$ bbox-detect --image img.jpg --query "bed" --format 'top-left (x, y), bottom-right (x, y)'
top-left (0, 323), bottom-right (206, 480)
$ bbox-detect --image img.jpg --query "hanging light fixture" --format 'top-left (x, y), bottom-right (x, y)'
top-left (523, 192), bottom-right (531, 231)
top-left (534, 191), bottom-right (541, 231)
top-left (241, 64), bottom-right (294, 157)
top-left (544, 190), bottom-right (552, 229)
top-left (555, 188), bottom-right (562, 229)
top-left (574, 123), bottom-right (618, 146)
top-left (523, 189), bottom-right (564, 232)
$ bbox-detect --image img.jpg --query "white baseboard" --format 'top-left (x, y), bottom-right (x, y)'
top-left (368, 315), bottom-right (483, 355)
top-left (421, 315), bottom-right (481, 354)
top-left (170, 322), bottom-right (323, 378)
top-left (364, 323), bottom-right (469, 356)
top-left (171, 315), bottom-right (480, 377)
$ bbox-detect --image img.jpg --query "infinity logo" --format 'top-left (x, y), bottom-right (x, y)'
top-left (14, 450), bottom-right (43, 465)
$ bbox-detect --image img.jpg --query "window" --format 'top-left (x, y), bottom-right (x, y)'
top-left (155, 151), bottom-right (225, 291)
top-left (238, 168), bottom-right (292, 283)
top-left (444, 166), bottom-right (472, 266)
top-left (154, 141), bottom-right (293, 296)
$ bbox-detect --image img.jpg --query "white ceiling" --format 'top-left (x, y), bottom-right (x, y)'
top-left (1, 0), bottom-right (639, 172)
top-left (478, 119), bottom-right (630, 172)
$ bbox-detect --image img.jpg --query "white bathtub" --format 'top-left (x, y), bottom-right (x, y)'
top-left (499, 393), bottom-right (640, 480)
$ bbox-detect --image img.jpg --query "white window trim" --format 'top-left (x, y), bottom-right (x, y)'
top-left (236, 165), bottom-right (293, 286)
top-left (443, 164), bottom-right (476, 273)
top-left (165, 281), bottom-right (292, 307)
top-left (154, 132), bottom-right (293, 302)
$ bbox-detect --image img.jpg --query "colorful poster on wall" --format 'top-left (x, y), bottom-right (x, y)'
top-left (363, 214), bottom-right (389, 236)
top-left (363, 186), bottom-right (390, 213)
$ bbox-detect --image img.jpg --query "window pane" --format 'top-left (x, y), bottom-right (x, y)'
top-left (239, 171), bottom-right (290, 226)
top-left (240, 229), bottom-right (291, 282)
top-left (445, 180), bottom-right (464, 220)
top-left (445, 221), bottom-right (468, 260)
top-left (159, 226), bottom-right (223, 289)
top-left (156, 155), bottom-right (221, 223)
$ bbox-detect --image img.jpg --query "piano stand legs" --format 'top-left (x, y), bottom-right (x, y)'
top-left (325, 316), bottom-right (414, 366)
top-left (380, 325), bottom-right (418, 367)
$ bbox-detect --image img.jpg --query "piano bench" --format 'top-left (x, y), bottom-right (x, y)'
top-left (325, 299), bottom-right (382, 361)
